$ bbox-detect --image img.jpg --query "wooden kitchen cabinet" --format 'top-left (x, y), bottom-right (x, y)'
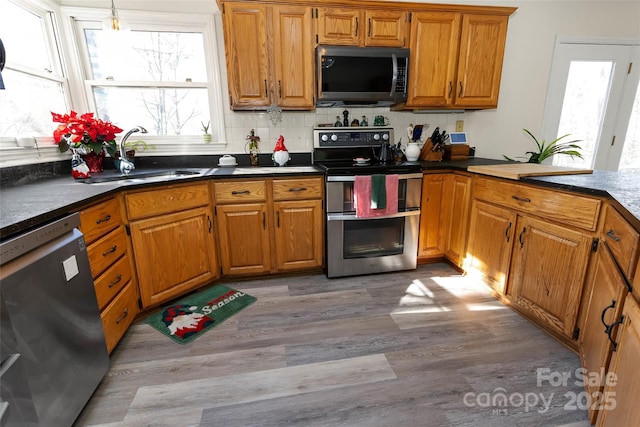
top-left (465, 200), bottom-right (516, 294)
top-left (418, 174), bottom-right (447, 259)
top-left (316, 7), bottom-right (409, 47)
top-left (214, 177), bottom-right (324, 276)
top-left (125, 183), bottom-right (219, 308)
top-left (221, 2), bottom-right (314, 109)
top-left (78, 196), bottom-right (138, 353)
top-left (597, 294), bottom-right (640, 427)
top-left (406, 12), bottom-right (509, 109)
top-left (443, 173), bottom-right (472, 267)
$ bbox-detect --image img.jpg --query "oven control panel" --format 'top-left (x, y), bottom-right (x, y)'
top-left (313, 127), bottom-right (393, 148)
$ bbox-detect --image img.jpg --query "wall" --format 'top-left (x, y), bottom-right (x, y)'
top-left (58, 0), bottom-right (640, 161)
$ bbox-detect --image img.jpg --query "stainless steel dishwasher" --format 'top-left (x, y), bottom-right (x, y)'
top-left (0, 213), bottom-right (110, 426)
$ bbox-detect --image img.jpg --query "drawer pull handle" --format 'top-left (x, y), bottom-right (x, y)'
top-left (505, 222), bottom-right (512, 243)
top-left (600, 299), bottom-right (616, 330)
top-left (605, 314), bottom-right (624, 352)
top-left (103, 245), bottom-right (117, 256)
top-left (606, 229), bottom-right (621, 242)
top-left (289, 187), bottom-right (307, 192)
top-left (116, 308), bottom-right (129, 324)
top-left (108, 274), bottom-right (123, 288)
top-left (518, 227), bottom-right (526, 248)
top-left (96, 214), bottom-right (111, 224)
top-left (511, 195), bottom-right (531, 203)
top-left (231, 190), bottom-right (250, 195)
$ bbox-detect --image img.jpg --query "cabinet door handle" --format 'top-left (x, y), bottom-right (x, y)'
top-left (116, 308), bottom-right (129, 324)
top-left (277, 211), bottom-right (280, 228)
top-left (102, 245), bottom-right (117, 256)
top-left (518, 227), bottom-right (526, 248)
top-left (278, 80), bottom-right (282, 98)
top-left (208, 215), bottom-right (213, 233)
top-left (355, 17), bottom-right (358, 36)
top-left (458, 82), bottom-right (463, 97)
top-left (96, 214), bottom-right (111, 224)
top-left (289, 187), bottom-right (307, 192)
top-left (600, 299), bottom-right (617, 330)
top-left (505, 222), bottom-right (512, 243)
top-left (605, 314), bottom-right (625, 352)
top-left (108, 274), bottom-right (122, 288)
top-left (448, 82), bottom-right (453, 98)
top-left (264, 79), bottom-right (268, 96)
top-left (606, 229), bottom-right (621, 242)
top-left (511, 195), bottom-right (531, 203)
top-left (231, 190), bottom-right (250, 195)
top-left (368, 18), bottom-right (371, 37)
top-left (262, 212), bottom-right (266, 229)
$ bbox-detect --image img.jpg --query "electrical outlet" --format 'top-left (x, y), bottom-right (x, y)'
top-left (455, 120), bottom-right (464, 132)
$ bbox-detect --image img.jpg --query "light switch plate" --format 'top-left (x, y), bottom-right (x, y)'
top-left (455, 120), bottom-right (464, 132)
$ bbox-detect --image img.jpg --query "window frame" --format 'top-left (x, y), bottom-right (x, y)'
top-left (58, 6), bottom-right (227, 154)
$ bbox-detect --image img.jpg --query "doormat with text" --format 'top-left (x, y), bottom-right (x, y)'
top-left (145, 285), bottom-right (256, 344)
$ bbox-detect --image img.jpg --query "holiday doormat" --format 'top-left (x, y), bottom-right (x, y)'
top-left (145, 285), bottom-right (256, 344)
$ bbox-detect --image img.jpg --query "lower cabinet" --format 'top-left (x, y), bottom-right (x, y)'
top-left (597, 294), bottom-right (640, 426)
top-left (465, 200), bottom-right (516, 294)
top-left (443, 173), bottom-right (472, 267)
top-left (273, 199), bottom-right (323, 270)
top-left (78, 195), bottom-right (138, 353)
top-left (508, 215), bottom-right (592, 339)
top-left (125, 183), bottom-right (219, 308)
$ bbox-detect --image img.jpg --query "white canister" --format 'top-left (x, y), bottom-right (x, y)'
top-left (405, 142), bottom-right (421, 162)
top-left (218, 154), bottom-right (237, 166)
top-left (273, 150), bottom-right (290, 166)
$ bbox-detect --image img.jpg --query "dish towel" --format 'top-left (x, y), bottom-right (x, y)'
top-left (354, 174), bottom-right (399, 218)
top-left (371, 175), bottom-right (387, 209)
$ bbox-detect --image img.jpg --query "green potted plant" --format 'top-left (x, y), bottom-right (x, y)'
top-left (504, 129), bottom-right (583, 163)
top-left (105, 139), bottom-right (156, 169)
top-left (201, 120), bottom-right (212, 143)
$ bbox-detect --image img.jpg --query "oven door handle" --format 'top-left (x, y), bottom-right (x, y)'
top-left (327, 209), bottom-right (421, 221)
top-left (326, 173), bottom-right (423, 182)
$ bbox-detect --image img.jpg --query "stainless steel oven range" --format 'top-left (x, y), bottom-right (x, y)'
top-left (313, 127), bottom-right (423, 278)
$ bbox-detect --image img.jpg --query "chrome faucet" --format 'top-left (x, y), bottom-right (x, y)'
top-left (119, 126), bottom-right (147, 175)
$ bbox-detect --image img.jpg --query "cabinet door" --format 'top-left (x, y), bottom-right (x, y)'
top-left (580, 243), bottom-right (628, 424)
top-left (364, 10), bottom-right (409, 47)
top-left (222, 2), bottom-right (270, 108)
top-left (418, 174), bottom-right (447, 258)
top-left (406, 12), bottom-right (460, 107)
top-left (274, 200), bottom-right (323, 271)
top-left (454, 14), bottom-right (508, 108)
top-left (216, 203), bottom-right (271, 275)
top-left (316, 8), bottom-right (363, 46)
top-left (466, 200), bottom-right (516, 294)
top-left (130, 207), bottom-right (219, 308)
top-left (443, 174), bottom-right (472, 267)
top-left (272, 5), bottom-right (315, 108)
top-left (598, 295), bottom-right (640, 427)
top-left (509, 216), bottom-right (592, 338)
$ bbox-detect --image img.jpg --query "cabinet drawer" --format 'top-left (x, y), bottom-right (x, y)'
top-left (101, 281), bottom-right (139, 353)
top-left (602, 204), bottom-right (639, 280)
top-left (474, 177), bottom-right (601, 230)
top-left (125, 183), bottom-right (210, 220)
top-left (87, 225), bottom-right (128, 278)
top-left (214, 180), bottom-right (266, 203)
top-left (94, 255), bottom-right (133, 311)
top-left (79, 197), bottom-right (122, 244)
top-left (273, 177), bottom-right (323, 201)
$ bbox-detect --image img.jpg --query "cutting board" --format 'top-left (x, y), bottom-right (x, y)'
top-left (467, 163), bottom-right (593, 180)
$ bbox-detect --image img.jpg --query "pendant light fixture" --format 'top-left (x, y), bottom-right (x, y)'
top-left (103, 0), bottom-right (125, 31)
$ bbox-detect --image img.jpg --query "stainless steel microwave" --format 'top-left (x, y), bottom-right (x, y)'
top-left (316, 45), bottom-right (410, 107)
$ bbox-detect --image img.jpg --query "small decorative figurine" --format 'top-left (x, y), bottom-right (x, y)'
top-left (351, 118), bottom-right (360, 127)
top-left (70, 148), bottom-right (91, 179)
top-left (334, 116), bottom-right (343, 127)
top-left (273, 135), bottom-right (290, 166)
top-left (343, 109), bottom-right (349, 127)
top-left (361, 116), bottom-right (368, 127)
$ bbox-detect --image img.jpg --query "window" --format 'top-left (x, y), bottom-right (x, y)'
top-left (543, 40), bottom-right (640, 172)
top-left (65, 8), bottom-right (226, 147)
top-left (0, 0), bottom-right (69, 139)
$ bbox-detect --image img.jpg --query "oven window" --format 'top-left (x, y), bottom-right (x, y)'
top-left (343, 217), bottom-right (405, 259)
top-left (340, 180), bottom-right (408, 212)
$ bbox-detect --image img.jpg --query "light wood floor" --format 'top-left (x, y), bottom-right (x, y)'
top-left (75, 263), bottom-right (591, 427)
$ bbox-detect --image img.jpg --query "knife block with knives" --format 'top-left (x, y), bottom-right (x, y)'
top-left (420, 138), bottom-right (443, 161)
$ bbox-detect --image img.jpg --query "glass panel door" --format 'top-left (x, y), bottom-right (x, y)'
top-left (343, 217), bottom-right (405, 259)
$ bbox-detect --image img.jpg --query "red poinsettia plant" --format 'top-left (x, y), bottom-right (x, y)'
top-left (52, 111), bottom-right (123, 155)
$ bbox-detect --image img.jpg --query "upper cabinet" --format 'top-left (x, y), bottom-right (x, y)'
top-left (316, 8), bottom-right (409, 47)
top-left (406, 12), bottom-right (509, 109)
top-left (222, 2), bottom-right (314, 110)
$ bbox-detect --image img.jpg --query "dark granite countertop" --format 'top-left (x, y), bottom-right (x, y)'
top-left (1, 156), bottom-right (638, 240)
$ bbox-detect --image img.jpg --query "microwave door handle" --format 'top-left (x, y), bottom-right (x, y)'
top-left (391, 53), bottom-right (398, 97)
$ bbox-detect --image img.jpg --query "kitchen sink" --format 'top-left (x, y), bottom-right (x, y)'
top-left (80, 169), bottom-right (207, 184)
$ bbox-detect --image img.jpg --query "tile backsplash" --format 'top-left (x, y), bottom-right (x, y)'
top-left (223, 107), bottom-right (465, 154)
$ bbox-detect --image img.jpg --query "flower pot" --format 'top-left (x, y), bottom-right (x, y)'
top-left (83, 150), bottom-right (106, 173)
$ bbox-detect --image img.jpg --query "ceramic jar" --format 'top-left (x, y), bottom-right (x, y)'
top-left (405, 142), bottom-right (421, 162)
